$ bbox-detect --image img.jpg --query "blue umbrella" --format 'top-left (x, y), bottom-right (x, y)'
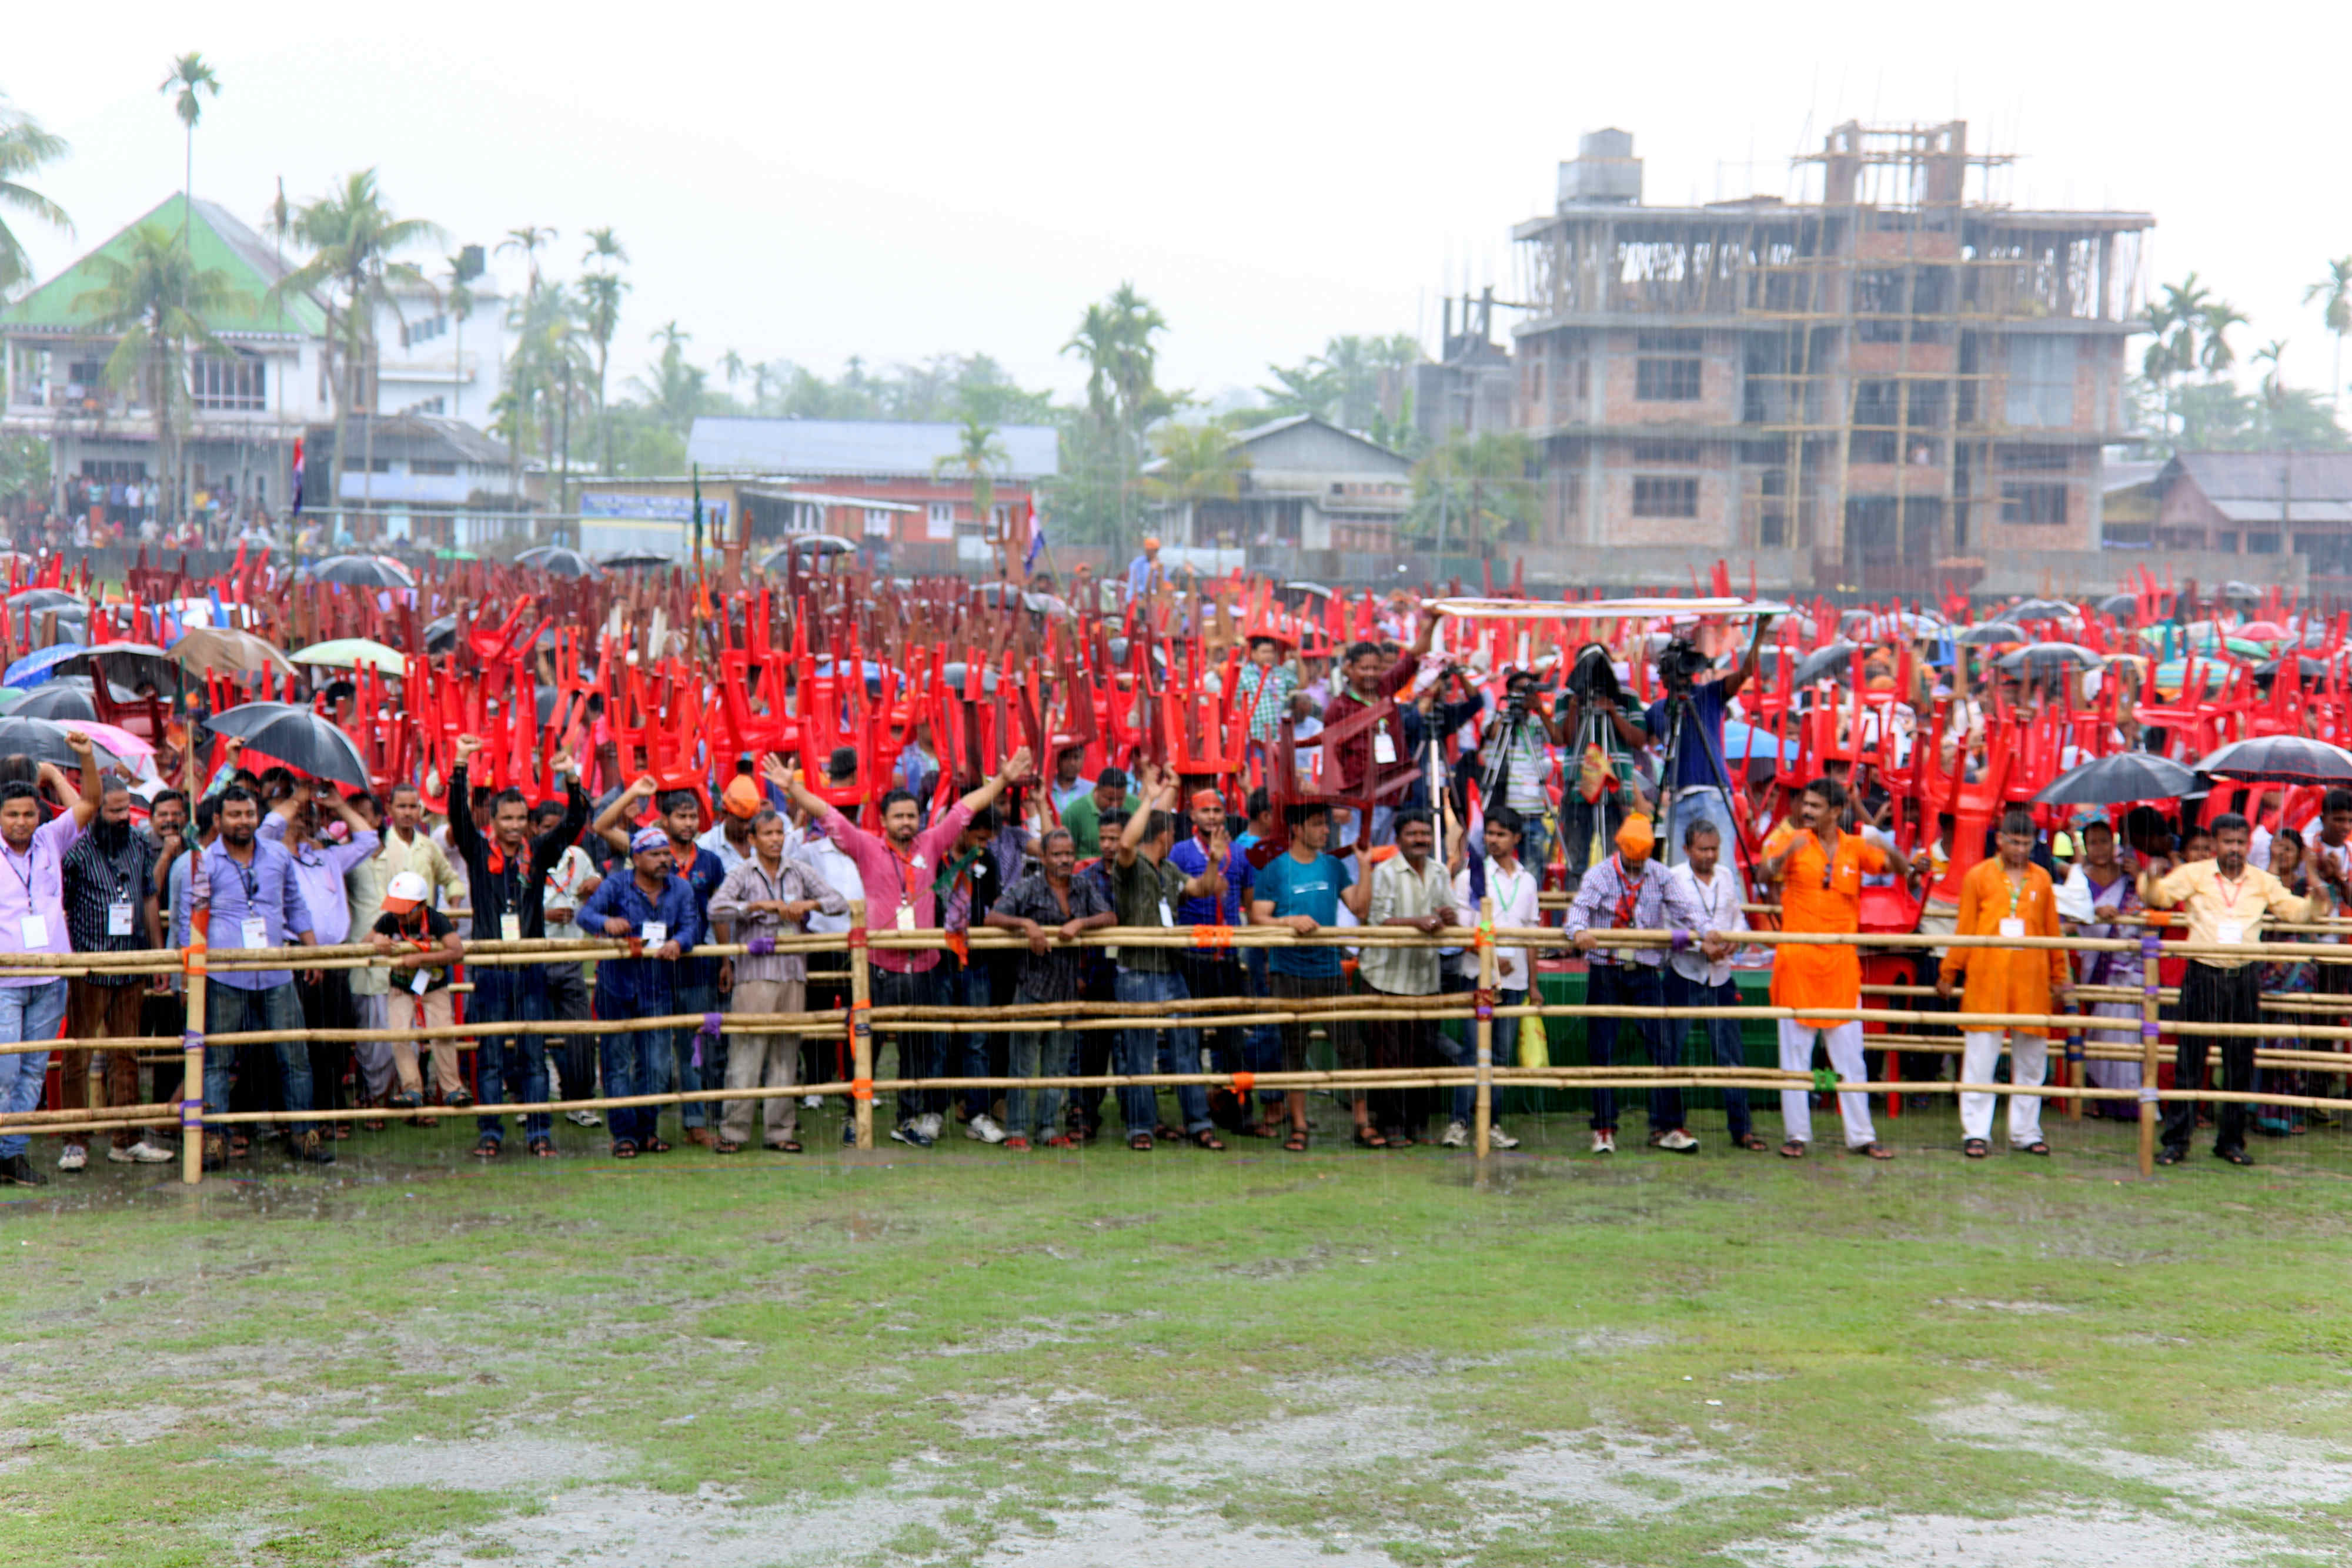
top-left (4, 641), bottom-right (85, 689)
top-left (1722, 720), bottom-right (1800, 765)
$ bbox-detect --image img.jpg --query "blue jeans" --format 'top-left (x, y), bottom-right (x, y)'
top-left (1663, 969), bottom-right (1752, 1141)
top-left (0, 980), bottom-right (66, 1159)
top-left (1115, 969), bottom-right (1209, 1137)
top-left (1007, 1027), bottom-right (1078, 1141)
top-left (1238, 948), bottom-right (1283, 1102)
top-left (597, 1021), bottom-right (661, 1151)
top-left (873, 966), bottom-right (942, 1125)
top-left (664, 978), bottom-right (721, 1129)
top-left (939, 958), bottom-right (997, 1122)
top-left (1585, 961), bottom-right (1676, 1132)
top-left (1432, 981), bottom-right (1525, 1125)
top-left (472, 966), bottom-right (550, 1144)
top-left (202, 982), bottom-right (310, 1138)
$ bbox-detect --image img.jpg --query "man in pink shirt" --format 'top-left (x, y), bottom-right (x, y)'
top-left (0, 732), bottom-right (102, 1188)
top-left (782, 744), bottom-right (1030, 1147)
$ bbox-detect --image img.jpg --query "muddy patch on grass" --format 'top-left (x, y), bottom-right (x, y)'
top-left (1733, 1505), bottom-right (2277, 1567)
top-left (291, 1436), bottom-right (626, 1491)
top-left (1476, 1433), bottom-right (1788, 1517)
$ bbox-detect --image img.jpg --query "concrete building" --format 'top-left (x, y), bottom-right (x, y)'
top-left (1411, 290), bottom-right (1517, 442)
top-left (1148, 414), bottom-right (1412, 578)
top-left (1, 193), bottom-right (517, 520)
top-left (305, 412), bottom-right (520, 551)
top-left (1510, 123), bottom-right (2151, 595)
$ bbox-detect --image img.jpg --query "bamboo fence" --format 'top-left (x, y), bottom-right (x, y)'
top-left (7, 904), bottom-right (2352, 1182)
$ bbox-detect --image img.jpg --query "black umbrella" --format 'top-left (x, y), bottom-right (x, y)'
top-left (939, 661), bottom-right (1002, 695)
top-left (7, 587), bottom-right (82, 613)
top-left (1994, 642), bottom-right (2104, 676)
top-left (2036, 752), bottom-right (2197, 806)
top-left (1956, 621), bottom-right (2028, 646)
top-left (2007, 598), bottom-right (2077, 623)
top-left (1792, 640), bottom-right (1865, 686)
top-left (515, 546), bottom-right (601, 579)
top-left (9, 683), bottom-right (99, 721)
top-left (2221, 580), bottom-right (2261, 601)
top-left (2097, 593), bottom-right (2140, 619)
top-left (598, 550), bottom-right (673, 571)
top-left (203, 702), bottom-right (372, 788)
top-left (309, 554), bottom-right (415, 589)
top-left (0, 717), bottom-right (126, 772)
top-left (2254, 656), bottom-right (2331, 689)
top-left (2196, 735), bottom-right (2352, 786)
top-left (422, 613), bottom-right (459, 654)
top-left (62, 641), bottom-right (184, 694)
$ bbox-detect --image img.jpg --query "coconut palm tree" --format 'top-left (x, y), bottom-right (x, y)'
top-left (442, 253), bottom-right (474, 422)
top-left (71, 223), bottom-right (248, 524)
top-left (0, 101), bottom-right (71, 296)
top-left (1142, 421), bottom-right (1250, 546)
top-left (2198, 300), bottom-right (2247, 376)
top-left (629, 321), bottom-right (706, 437)
top-left (933, 411), bottom-right (1009, 559)
top-left (1061, 283), bottom-right (1175, 536)
top-left (496, 226), bottom-right (556, 499)
top-left (2304, 258), bottom-right (2352, 416)
top-left (270, 170), bottom-right (443, 517)
top-left (575, 271), bottom-right (626, 474)
top-left (158, 53), bottom-right (220, 246)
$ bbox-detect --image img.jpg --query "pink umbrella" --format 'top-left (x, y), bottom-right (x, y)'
top-left (72, 721), bottom-right (158, 765)
top-left (2238, 620), bottom-right (2290, 643)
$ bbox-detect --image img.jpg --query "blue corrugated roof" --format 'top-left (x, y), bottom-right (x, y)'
top-left (686, 417), bottom-right (1058, 480)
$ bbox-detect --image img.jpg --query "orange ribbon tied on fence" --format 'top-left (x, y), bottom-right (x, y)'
top-left (1473, 918), bottom-right (1495, 951)
top-left (1191, 924), bottom-right (1232, 951)
top-left (1230, 1071), bottom-right (1255, 1095)
top-left (850, 1077), bottom-right (874, 1101)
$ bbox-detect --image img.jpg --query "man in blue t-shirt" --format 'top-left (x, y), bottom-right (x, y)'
top-left (1248, 803), bottom-right (1372, 1150)
top-left (1170, 785), bottom-right (1254, 1115)
top-left (1642, 620), bottom-right (1770, 868)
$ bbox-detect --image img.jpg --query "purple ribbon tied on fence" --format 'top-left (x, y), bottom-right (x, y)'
top-left (694, 1012), bottom-right (723, 1069)
top-left (181, 1032), bottom-right (203, 1127)
top-left (746, 936), bottom-right (776, 956)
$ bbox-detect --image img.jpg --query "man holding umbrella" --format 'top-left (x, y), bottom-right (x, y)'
top-left (0, 732), bottom-right (103, 1188)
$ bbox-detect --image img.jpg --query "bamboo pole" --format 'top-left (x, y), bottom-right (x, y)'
top-left (1474, 894), bottom-right (1495, 1158)
top-left (181, 908), bottom-right (208, 1185)
top-left (848, 901), bottom-right (872, 1151)
top-left (2139, 932), bottom-right (2162, 1178)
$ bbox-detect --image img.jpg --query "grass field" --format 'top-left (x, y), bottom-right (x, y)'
top-left (6, 1100), bottom-right (2352, 1568)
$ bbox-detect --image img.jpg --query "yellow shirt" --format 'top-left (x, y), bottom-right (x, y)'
top-left (2140, 860), bottom-right (2327, 971)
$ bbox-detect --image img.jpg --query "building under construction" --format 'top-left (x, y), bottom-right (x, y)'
top-left (1510, 122), bottom-right (2150, 593)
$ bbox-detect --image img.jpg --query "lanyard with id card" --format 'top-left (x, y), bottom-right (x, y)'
top-left (3, 850), bottom-right (42, 947)
top-left (1372, 722), bottom-right (1396, 765)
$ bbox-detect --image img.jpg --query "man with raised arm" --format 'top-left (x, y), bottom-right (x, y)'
top-left (0, 734), bottom-right (102, 1187)
top-left (781, 745), bottom-right (1031, 1148)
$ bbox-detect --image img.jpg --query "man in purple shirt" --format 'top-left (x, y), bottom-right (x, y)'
top-left (782, 744), bottom-right (1030, 1146)
top-left (0, 731), bottom-right (102, 1189)
top-left (261, 781), bottom-right (380, 1145)
top-left (171, 785), bottom-right (322, 1169)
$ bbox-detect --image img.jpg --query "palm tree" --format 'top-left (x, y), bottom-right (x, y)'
top-left (496, 226), bottom-right (556, 499)
top-left (575, 271), bottom-right (626, 474)
top-left (933, 411), bottom-right (1009, 561)
top-left (628, 321), bottom-right (706, 437)
top-left (1061, 282), bottom-right (1174, 536)
top-left (158, 53), bottom-right (220, 246)
top-left (1411, 430), bottom-right (1536, 557)
top-left (2198, 300), bottom-right (2247, 376)
top-left (0, 101), bottom-right (71, 296)
top-left (2304, 258), bottom-right (2352, 416)
top-left (506, 282), bottom-right (587, 472)
top-left (442, 254), bottom-right (474, 422)
top-left (1142, 422), bottom-right (1250, 547)
top-left (581, 226), bottom-right (627, 269)
top-left (719, 348), bottom-right (746, 391)
top-left (71, 223), bottom-right (248, 525)
top-left (270, 170), bottom-right (443, 521)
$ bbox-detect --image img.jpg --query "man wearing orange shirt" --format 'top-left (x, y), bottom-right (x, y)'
top-left (1937, 808), bottom-right (2073, 1158)
top-left (1758, 777), bottom-right (1926, 1159)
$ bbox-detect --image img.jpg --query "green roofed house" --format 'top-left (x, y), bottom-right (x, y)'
top-left (2, 193), bottom-right (514, 530)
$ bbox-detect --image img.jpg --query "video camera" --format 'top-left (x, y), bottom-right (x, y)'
top-left (1656, 637), bottom-right (1713, 697)
top-left (1563, 643), bottom-right (1623, 706)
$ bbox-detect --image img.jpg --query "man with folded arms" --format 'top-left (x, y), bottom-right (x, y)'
top-left (1566, 813), bottom-right (1708, 1155)
top-left (1938, 808), bottom-right (2074, 1159)
top-left (2140, 811), bottom-right (2337, 1168)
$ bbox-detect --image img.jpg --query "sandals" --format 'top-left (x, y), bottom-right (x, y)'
top-left (1283, 1128), bottom-right (1310, 1153)
top-left (360, 1117), bottom-right (387, 1132)
top-left (712, 1139), bottom-right (744, 1155)
top-left (1733, 1134), bottom-right (1770, 1152)
top-left (1128, 1133), bottom-right (1154, 1152)
top-left (1152, 1123), bottom-right (1181, 1142)
top-left (1778, 1139), bottom-right (1807, 1159)
top-left (640, 1136), bottom-right (672, 1155)
top-left (2156, 1147), bottom-right (2185, 1166)
top-left (1241, 1119), bottom-right (1282, 1139)
top-left (1190, 1129), bottom-right (1226, 1152)
top-left (526, 1137), bottom-right (556, 1159)
top-left (1963, 1138), bottom-right (1990, 1159)
top-left (446, 1090), bottom-right (475, 1110)
top-left (1849, 1141), bottom-right (1895, 1161)
top-left (472, 1137), bottom-right (502, 1159)
top-left (2217, 1148), bottom-right (2255, 1167)
top-left (2019, 1141), bottom-right (2051, 1158)
top-left (769, 1141), bottom-right (804, 1154)
top-left (1352, 1127), bottom-right (1388, 1151)
top-left (612, 1141), bottom-right (639, 1159)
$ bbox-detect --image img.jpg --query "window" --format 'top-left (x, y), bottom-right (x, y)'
top-left (1635, 330), bottom-right (1702, 352)
top-left (2247, 532), bottom-right (2281, 556)
top-left (2000, 482), bottom-right (2068, 525)
top-left (65, 358), bottom-right (106, 390)
top-left (1636, 357), bottom-right (1700, 401)
top-left (191, 353), bottom-right (265, 410)
top-left (1632, 476), bottom-right (1698, 517)
top-left (1996, 444), bottom-right (2070, 472)
top-left (1851, 431), bottom-right (1899, 465)
top-left (1853, 380), bottom-right (1901, 426)
top-left (926, 502), bottom-right (955, 540)
top-left (79, 459), bottom-right (146, 482)
top-left (400, 314), bottom-right (447, 347)
top-left (863, 508), bottom-right (893, 537)
top-left (411, 459), bottom-right (459, 476)
top-left (1631, 439), bottom-right (1700, 464)
top-left (1760, 513), bottom-right (1786, 547)
top-left (1855, 270), bottom-right (1907, 314)
top-left (787, 503), bottom-right (823, 534)
top-left (2004, 338), bottom-right (2073, 428)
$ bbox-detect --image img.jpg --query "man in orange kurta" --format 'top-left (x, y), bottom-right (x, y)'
top-left (1937, 808), bottom-right (2074, 1156)
top-left (1759, 776), bottom-right (1925, 1159)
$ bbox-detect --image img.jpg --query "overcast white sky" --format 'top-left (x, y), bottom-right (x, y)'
top-left (7, 1), bottom-right (2346, 416)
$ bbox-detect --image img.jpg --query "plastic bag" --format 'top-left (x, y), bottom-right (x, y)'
top-left (1516, 1009), bottom-right (1550, 1069)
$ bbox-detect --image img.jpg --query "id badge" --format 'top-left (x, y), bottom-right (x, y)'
top-left (1373, 727), bottom-right (1397, 765)
top-left (642, 921), bottom-right (668, 946)
top-left (500, 912), bottom-right (522, 942)
top-left (895, 903), bottom-right (916, 932)
top-left (241, 917), bottom-right (268, 948)
top-left (18, 913), bottom-right (47, 947)
top-left (108, 901), bottom-right (135, 937)
top-left (410, 967), bottom-right (432, 995)
top-left (1998, 917), bottom-right (2025, 940)
top-left (1159, 899), bottom-right (1173, 928)
top-left (2217, 920), bottom-right (2245, 945)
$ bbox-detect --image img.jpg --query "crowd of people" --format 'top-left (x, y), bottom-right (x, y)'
top-left (0, 570), bottom-right (2341, 1186)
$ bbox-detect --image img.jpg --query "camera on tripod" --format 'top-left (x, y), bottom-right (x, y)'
top-left (1656, 637), bottom-right (1713, 697)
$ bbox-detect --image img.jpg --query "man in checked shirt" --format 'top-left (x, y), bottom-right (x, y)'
top-left (1565, 813), bottom-right (1709, 1156)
